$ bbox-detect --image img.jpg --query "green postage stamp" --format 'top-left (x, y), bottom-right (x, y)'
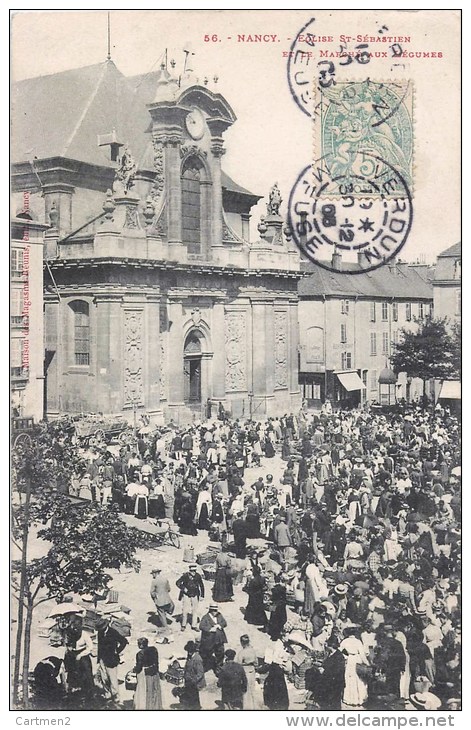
top-left (317, 79), bottom-right (413, 198)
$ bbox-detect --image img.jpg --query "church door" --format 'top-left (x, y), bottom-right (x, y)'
top-left (183, 332), bottom-right (203, 403)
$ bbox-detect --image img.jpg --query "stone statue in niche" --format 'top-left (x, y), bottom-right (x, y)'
top-left (114, 145), bottom-right (137, 195)
top-left (267, 182), bottom-right (282, 216)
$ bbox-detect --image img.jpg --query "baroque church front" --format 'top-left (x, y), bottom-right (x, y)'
top-left (12, 58), bottom-right (301, 424)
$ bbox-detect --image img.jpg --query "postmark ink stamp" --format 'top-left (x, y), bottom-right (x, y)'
top-left (287, 153), bottom-right (413, 274)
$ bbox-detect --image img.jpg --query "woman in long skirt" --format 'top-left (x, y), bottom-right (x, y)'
top-left (396, 629), bottom-right (411, 700)
top-left (339, 631), bottom-right (369, 707)
top-left (179, 494), bottom-right (198, 536)
top-left (196, 487), bottom-right (212, 531)
top-left (133, 638), bottom-right (163, 710)
top-left (267, 585), bottom-right (287, 641)
top-left (263, 663), bottom-right (289, 710)
top-left (264, 438), bottom-right (276, 459)
top-left (212, 552), bottom-right (234, 602)
top-left (237, 636), bottom-right (262, 710)
top-left (244, 568), bottom-right (267, 627)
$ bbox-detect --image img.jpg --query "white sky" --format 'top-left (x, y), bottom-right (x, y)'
top-left (11, 9), bottom-right (461, 263)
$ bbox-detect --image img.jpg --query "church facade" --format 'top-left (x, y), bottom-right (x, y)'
top-left (12, 60), bottom-right (301, 423)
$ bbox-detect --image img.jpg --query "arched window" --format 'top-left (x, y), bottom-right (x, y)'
top-left (69, 300), bottom-right (90, 366)
top-left (181, 157), bottom-right (203, 254)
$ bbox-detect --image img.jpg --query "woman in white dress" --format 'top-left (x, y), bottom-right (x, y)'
top-left (383, 523), bottom-right (402, 563)
top-left (236, 635), bottom-right (263, 710)
top-left (304, 561), bottom-right (329, 616)
top-left (339, 629), bottom-right (370, 707)
top-left (396, 629), bottom-right (411, 700)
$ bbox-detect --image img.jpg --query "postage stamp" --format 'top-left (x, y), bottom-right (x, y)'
top-left (315, 79), bottom-right (413, 197)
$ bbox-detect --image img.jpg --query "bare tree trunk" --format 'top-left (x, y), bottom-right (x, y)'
top-left (21, 598), bottom-right (34, 708)
top-left (12, 479), bottom-right (31, 706)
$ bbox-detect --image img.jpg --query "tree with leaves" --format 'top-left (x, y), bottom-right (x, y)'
top-left (390, 315), bottom-right (461, 404)
top-left (11, 431), bottom-right (143, 708)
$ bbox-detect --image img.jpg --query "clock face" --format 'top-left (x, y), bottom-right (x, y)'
top-left (185, 109), bottom-right (205, 140)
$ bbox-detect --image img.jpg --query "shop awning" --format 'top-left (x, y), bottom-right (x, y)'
top-left (336, 371), bottom-right (364, 391)
top-left (438, 380), bottom-right (461, 400)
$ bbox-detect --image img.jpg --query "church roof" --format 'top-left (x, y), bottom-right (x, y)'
top-left (12, 60), bottom-right (259, 200)
top-left (437, 242), bottom-right (461, 258)
top-left (12, 61), bottom-right (122, 166)
top-left (298, 260), bottom-right (433, 300)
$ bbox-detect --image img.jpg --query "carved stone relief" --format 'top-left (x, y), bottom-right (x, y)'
top-left (274, 310), bottom-right (288, 388)
top-left (124, 205), bottom-right (139, 229)
top-left (225, 311), bottom-right (247, 392)
top-left (150, 138), bottom-right (165, 203)
top-left (222, 218), bottom-right (244, 244)
top-left (180, 144), bottom-right (207, 160)
top-left (123, 309), bottom-right (144, 406)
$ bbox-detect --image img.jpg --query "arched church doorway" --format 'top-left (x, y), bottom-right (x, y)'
top-left (183, 331), bottom-right (203, 403)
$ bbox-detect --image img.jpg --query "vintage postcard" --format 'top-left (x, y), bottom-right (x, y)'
top-left (10, 8), bottom-right (461, 723)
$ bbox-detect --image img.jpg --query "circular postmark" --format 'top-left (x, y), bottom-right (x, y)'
top-left (287, 17), bottom-right (317, 118)
top-left (286, 153), bottom-right (413, 274)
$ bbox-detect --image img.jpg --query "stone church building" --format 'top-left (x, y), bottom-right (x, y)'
top-left (12, 59), bottom-right (301, 423)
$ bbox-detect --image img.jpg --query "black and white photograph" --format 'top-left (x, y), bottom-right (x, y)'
top-left (10, 8), bottom-right (462, 721)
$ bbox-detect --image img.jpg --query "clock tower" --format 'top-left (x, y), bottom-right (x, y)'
top-left (147, 67), bottom-right (236, 260)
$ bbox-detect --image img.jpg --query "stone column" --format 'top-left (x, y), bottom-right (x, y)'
top-left (167, 297), bottom-right (185, 414)
top-left (164, 138), bottom-right (183, 247)
top-left (209, 143), bottom-right (225, 250)
top-left (212, 299), bottom-right (226, 401)
top-left (208, 119), bottom-right (229, 252)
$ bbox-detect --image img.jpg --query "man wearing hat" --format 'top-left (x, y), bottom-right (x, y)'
top-left (407, 691), bottom-right (442, 711)
top-left (95, 616), bottom-right (128, 706)
top-left (150, 568), bottom-right (174, 629)
top-left (332, 584), bottom-right (349, 616)
top-left (176, 565), bottom-right (205, 632)
top-left (199, 604), bottom-right (228, 675)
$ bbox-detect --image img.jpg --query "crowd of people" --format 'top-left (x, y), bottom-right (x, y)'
top-left (34, 400), bottom-right (461, 711)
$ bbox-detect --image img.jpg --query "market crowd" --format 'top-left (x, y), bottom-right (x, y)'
top-left (34, 400), bottom-right (461, 712)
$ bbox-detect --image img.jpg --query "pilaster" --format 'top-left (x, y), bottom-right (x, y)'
top-left (212, 300), bottom-right (226, 400)
top-left (167, 297), bottom-right (185, 412)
